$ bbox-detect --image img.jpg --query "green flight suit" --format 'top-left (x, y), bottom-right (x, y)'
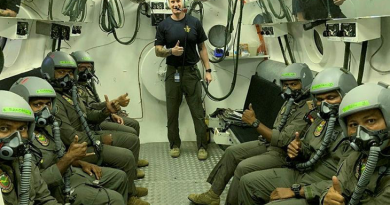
top-left (206, 99), bottom-right (311, 205)
top-left (320, 151), bottom-right (390, 205)
top-left (0, 159), bottom-right (60, 205)
top-left (54, 91), bottom-right (137, 196)
top-left (32, 127), bottom-right (128, 205)
top-left (56, 89), bottom-right (141, 163)
top-left (77, 84), bottom-right (140, 136)
top-left (238, 117), bottom-right (352, 205)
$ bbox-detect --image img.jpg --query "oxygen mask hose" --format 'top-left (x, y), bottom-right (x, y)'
top-left (296, 115), bottom-right (337, 170)
top-left (71, 85), bottom-right (103, 165)
top-left (19, 152), bottom-right (32, 205)
top-left (349, 146), bottom-right (381, 205)
top-left (277, 97), bottom-right (295, 132)
top-left (89, 79), bottom-right (101, 103)
top-left (53, 121), bottom-right (72, 204)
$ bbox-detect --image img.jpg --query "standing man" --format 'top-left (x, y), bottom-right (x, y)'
top-left (155, 0), bottom-right (212, 160)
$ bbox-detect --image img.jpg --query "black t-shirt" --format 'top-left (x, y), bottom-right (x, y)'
top-left (0, 0), bottom-right (21, 13)
top-left (155, 15), bottom-right (208, 67)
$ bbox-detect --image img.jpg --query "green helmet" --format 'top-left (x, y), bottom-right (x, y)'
top-left (10, 77), bottom-right (57, 127)
top-left (339, 83), bottom-right (390, 134)
top-left (70, 51), bottom-right (94, 65)
top-left (310, 67), bottom-right (357, 97)
top-left (279, 63), bottom-right (313, 92)
top-left (41, 51), bottom-right (77, 82)
top-left (10, 76), bottom-right (56, 103)
top-left (0, 91), bottom-right (35, 122)
top-left (0, 91), bottom-right (35, 136)
top-left (70, 51), bottom-right (95, 82)
top-left (0, 91), bottom-right (35, 160)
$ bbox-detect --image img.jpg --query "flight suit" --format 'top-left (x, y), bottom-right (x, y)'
top-left (77, 84), bottom-right (140, 136)
top-left (320, 151), bottom-right (390, 205)
top-left (238, 117), bottom-right (352, 205)
top-left (54, 91), bottom-right (137, 196)
top-left (32, 126), bottom-right (128, 205)
top-left (0, 159), bottom-right (60, 205)
top-left (55, 90), bottom-right (140, 162)
top-left (207, 99), bottom-right (311, 204)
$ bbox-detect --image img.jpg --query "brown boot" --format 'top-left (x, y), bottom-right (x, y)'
top-left (128, 196), bottom-right (150, 205)
top-left (188, 189), bottom-right (220, 205)
top-left (136, 187), bottom-right (148, 197)
top-left (137, 159), bottom-right (149, 167)
top-left (137, 169), bottom-right (145, 179)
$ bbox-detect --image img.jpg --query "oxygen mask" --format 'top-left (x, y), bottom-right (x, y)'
top-left (350, 125), bottom-right (389, 153)
top-left (0, 131), bottom-right (26, 160)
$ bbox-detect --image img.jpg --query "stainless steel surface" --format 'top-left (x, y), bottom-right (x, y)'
top-left (136, 142), bottom-right (230, 205)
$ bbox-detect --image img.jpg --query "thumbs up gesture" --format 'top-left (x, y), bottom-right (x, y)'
top-left (105, 95), bottom-right (121, 114)
top-left (67, 135), bottom-right (95, 161)
top-left (242, 103), bottom-right (257, 125)
top-left (287, 132), bottom-right (302, 159)
top-left (116, 93), bottom-right (130, 107)
top-left (172, 40), bottom-right (184, 56)
top-left (324, 176), bottom-right (345, 205)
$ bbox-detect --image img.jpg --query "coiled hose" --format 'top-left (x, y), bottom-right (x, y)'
top-left (348, 146), bottom-right (381, 205)
top-left (62, 0), bottom-right (88, 22)
top-left (19, 152), bottom-right (32, 205)
top-left (188, 0), bottom-right (203, 25)
top-left (296, 115), bottom-right (337, 170)
top-left (71, 85), bottom-right (103, 165)
top-left (277, 98), bottom-right (295, 132)
top-left (53, 121), bottom-right (72, 204)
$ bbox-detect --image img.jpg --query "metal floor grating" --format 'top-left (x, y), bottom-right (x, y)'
top-left (135, 142), bottom-right (231, 205)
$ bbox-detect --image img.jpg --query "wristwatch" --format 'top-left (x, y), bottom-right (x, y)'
top-left (251, 119), bottom-right (260, 128)
top-left (168, 48), bottom-right (173, 55)
top-left (291, 184), bottom-right (301, 198)
top-left (205, 68), bottom-right (212, 73)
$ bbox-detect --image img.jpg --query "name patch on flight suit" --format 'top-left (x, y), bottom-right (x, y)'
top-left (314, 120), bottom-right (327, 137)
top-left (355, 160), bottom-right (367, 179)
top-left (36, 133), bottom-right (49, 146)
top-left (0, 172), bottom-right (14, 194)
top-left (280, 106), bottom-right (286, 115)
top-left (77, 88), bottom-right (83, 96)
top-left (86, 87), bottom-right (95, 97)
top-left (62, 95), bottom-right (74, 105)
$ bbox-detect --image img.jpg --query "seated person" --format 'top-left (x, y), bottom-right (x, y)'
top-left (10, 76), bottom-right (136, 205)
top-left (238, 67), bottom-right (357, 205)
top-left (0, 0), bottom-right (21, 17)
top-left (293, 0), bottom-right (346, 21)
top-left (40, 51), bottom-right (149, 205)
top-left (70, 51), bottom-right (141, 137)
top-left (0, 91), bottom-right (60, 204)
top-left (188, 63), bottom-right (313, 205)
top-left (69, 51), bottom-right (148, 168)
top-left (323, 83), bottom-right (390, 205)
